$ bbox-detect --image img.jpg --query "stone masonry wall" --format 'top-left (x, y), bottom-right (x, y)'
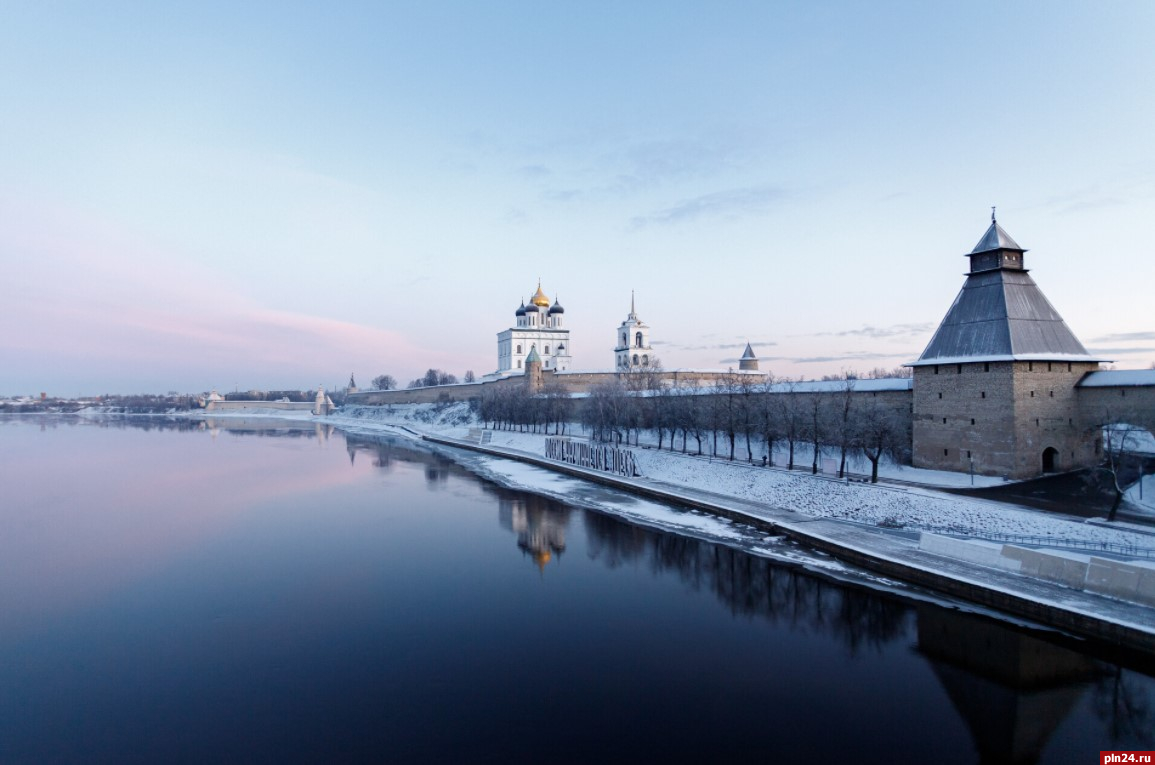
top-left (912, 362), bottom-right (1018, 476)
top-left (1077, 385), bottom-right (1155, 438)
top-left (1011, 361), bottom-right (1101, 478)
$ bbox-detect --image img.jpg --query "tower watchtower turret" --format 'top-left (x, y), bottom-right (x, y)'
top-left (967, 209), bottom-right (1027, 274)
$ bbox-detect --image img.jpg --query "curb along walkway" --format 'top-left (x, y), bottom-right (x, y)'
top-left (421, 432), bottom-right (1155, 654)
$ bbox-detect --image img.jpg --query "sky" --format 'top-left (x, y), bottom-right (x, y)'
top-left (2, 1), bottom-right (1153, 396)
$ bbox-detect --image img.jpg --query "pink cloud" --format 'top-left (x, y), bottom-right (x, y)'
top-left (0, 194), bottom-right (454, 391)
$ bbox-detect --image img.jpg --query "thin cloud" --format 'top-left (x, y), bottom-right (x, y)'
top-left (820, 323), bottom-right (935, 339)
top-left (1086, 346), bottom-right (1155, 355)
top-left (662, 341), bottom-right (777, 352)
top-left (518, 164), bottom-right (551, 179)
top-left (631, 185), bottom-right (789, 228)
top-left (1089, 331), bottom-right (1155, 344)
top-left (758, 351), bottom-right (912, 364)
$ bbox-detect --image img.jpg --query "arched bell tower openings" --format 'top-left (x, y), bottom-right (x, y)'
top-left (614, 291), bottom-right (654, 370)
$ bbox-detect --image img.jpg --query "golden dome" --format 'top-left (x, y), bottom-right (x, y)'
top-left (530, 281), bottom-right (551, 308)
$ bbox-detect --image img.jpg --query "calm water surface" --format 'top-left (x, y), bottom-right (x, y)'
top-left (1, 416), bottom-right (1152, 764)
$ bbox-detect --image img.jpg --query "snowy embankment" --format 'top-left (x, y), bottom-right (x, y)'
top-left (327, 403), bottom-right (1155, 552)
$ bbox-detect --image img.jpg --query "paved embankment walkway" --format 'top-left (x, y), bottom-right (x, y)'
top-left (421, 432), bottom-right (1155, 654)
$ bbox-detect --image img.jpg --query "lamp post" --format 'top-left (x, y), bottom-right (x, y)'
top-left (969, 456), bottom-right (975, 487)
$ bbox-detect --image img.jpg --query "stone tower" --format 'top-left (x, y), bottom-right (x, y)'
top-left (738, 343), bottom-right (759, 371)
top-left (614, 292), bottom-right (654, 370)
top-left (910, 214), bottom-right (1103, 479)
top-left (524, 344), bottom-right (543, 392)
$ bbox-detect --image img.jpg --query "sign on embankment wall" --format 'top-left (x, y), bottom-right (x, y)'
top-left (545, 437), bottom-right (638, 477)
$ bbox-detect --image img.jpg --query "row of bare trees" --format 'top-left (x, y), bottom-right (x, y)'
top-left (477, 381), bottom-right (573, 435)
top-left (578, 372), bottom-right (909, 482)
top-left (477, 370), bottom-right (910, 482)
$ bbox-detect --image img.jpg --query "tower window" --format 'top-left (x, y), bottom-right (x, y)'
top-left (1030, 391), bottom-right (1035, 397)
top-left (984, 363), bottom-right (990, 372)
top-left (1067, 363), bottom-right (1072, 372)
top-left (1049, 390), bottom-right (1053, 397)
top-left (944, 449), bottom-right (949, 457)
top-left (544, 346), bottom-right (550, 355)
top-left (517, 360), bottom-right (522, 368)
top-left (635, 331), bottom-right (643, 347)
top-left (1048, 362), bottom-right (1052, 372)
top-left (970, 418), bottom-right (975, 425)
top-left (981, 391), bottom-right (986, 398)
top-left (1028, 362), bottom-right (1034, 372)
top-left (942, 418), bottom-right (946, 424)
top-left (516, 345), bottom-right (522, 354)
top-left (934, 365), bottom-right (939, 375)
top-left (938, 392), bottom-right (942, 399)
top-left (956, 364), bottom-right (962, 374)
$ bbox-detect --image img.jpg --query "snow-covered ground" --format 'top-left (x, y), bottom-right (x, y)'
top-left (313, 403), bottom-right (1155, 552)
top-left (1128, 474), bottom-right (1155, 515)
top-left (1105, 424), bottom-right (1155, 455)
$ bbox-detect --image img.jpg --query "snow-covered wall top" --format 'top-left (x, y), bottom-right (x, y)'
top-left (1078, 369), bottom-right (1155, 388)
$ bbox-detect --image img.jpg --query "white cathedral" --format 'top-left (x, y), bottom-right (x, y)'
top-left (496, 282), bottom-right (572, 374)
top-left (495, 284), bottom-right (657, 375)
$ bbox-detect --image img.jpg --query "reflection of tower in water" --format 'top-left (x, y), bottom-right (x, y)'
top-left (498, 496), bottom-right (571, 571)
top-left (916, 606), bottom-right (1101, 765)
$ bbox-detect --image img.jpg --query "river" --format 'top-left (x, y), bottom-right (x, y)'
top-left (0, 416), bottom-right (1151, 763)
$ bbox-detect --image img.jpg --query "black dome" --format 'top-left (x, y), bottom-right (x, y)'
top-left (549, 300), bottom-right (565, 314)
top-left (515, 301), bottom-right (526, 316)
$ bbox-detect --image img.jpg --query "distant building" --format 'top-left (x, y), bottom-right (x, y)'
top-left (496, 281), bottom-right (571, 374)
top-left (910, 214), bottom-right (1106, 478)
top-left (615, 292), bottom-right (654, 370)
top-left (739, 343), bottom-right (759, 371)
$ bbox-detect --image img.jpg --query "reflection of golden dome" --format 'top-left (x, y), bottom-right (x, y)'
top-left (533, 550), bottom-right (552, 570)
top-left (531, 281), bottom-right (551, 307)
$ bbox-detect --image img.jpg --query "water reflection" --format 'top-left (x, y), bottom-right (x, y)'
top-left (498, 495), bottom-right (572, 570)
top-left (582, 508), bottom-right (911, 654)
top-left (917, 606), bottom-right (1101, 764)
top-left (4, 419), bottom-right (1155, 762)
top-left (344, 432), bottom-right (469, 487)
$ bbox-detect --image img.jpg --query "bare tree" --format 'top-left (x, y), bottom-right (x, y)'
top-left (829, 373), bottom-right (857, 478)
top-left (756, 374), bottom-right (779, 466)
top-left (583, 379), bottom-right (629, 444)
top-left (371, 374), bottom-right (397, 391)
top-left (852, 396), bottom-right (909, 483)
top-left (1098, 415), bottom-right (1144, 522)
top-left (804, 392), bottom-right (826, 474)
top-left (777, 379), bottom-right (804, 470)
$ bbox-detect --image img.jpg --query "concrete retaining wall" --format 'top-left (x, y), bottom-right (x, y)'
top-left (1002, 546), bottom-right (1090, 588)
top-left (1085, 557), bottom-right (1155, 606)
top-left (921, 533), bottom-right (1155, 607)
top-left (919, 534), bottom-right (1021, 571)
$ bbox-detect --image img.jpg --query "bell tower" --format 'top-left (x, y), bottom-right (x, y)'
top-left (614, 291), bottom-right (654, 370)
